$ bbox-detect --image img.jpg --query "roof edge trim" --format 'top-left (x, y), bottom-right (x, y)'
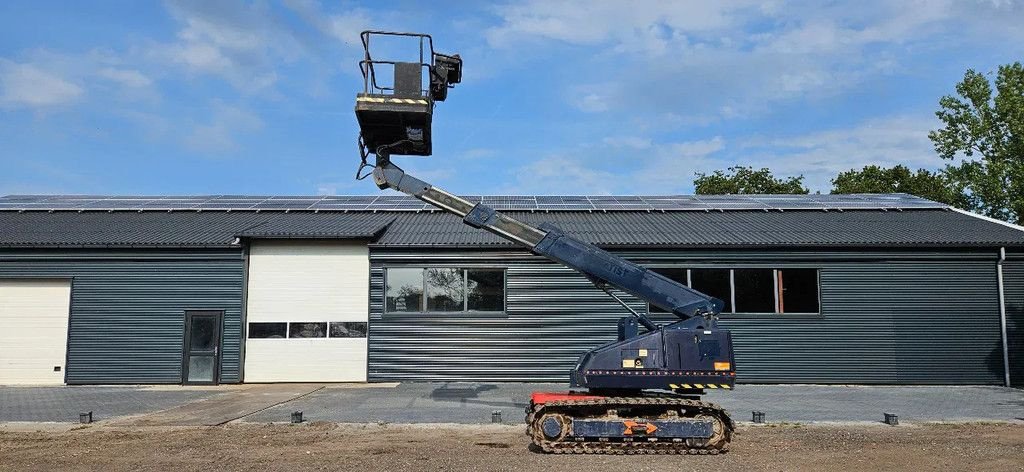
top-left (949, 207), bottom-right (1024, 233)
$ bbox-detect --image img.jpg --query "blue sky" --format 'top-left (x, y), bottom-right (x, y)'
top-left (1, 1), bottom-right (1022, 196)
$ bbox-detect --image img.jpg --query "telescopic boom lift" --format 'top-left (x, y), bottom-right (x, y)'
top-left (355, 31), bottom-right (736, 454)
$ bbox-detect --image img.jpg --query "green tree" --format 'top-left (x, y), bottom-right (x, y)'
top-left (929, 62), bottom-right (1024, 223)
top-left (694, 166), bottom-right (809, 195)
top-left (831, 165), bottom-right (967, 206)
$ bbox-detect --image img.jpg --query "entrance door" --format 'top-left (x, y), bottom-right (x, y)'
top-left (183, 311), bottom-right (222, 384)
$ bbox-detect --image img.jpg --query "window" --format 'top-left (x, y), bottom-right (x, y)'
top-left (384, 267), bottom-right (506, 313)
top-left (248, 322), bottom-right (364, 339)
top-left (691, 269), bottom-right (732, 313)
top-left (386, 268), bottom-right (424, 312)
top-left (329, 322), bottom-right (368, 338)
top-left (467, 269), bottom-right (504, 311)
top-left (426, 268), bottom-right (465, 311)
top-left (734, 269), bottom-right (774, 313)
top-left (248, 322), bottom-right (287, 339)
top-left (289, 322), bottom-right (327, 338)
top-left (779, 268), bottom-right (819, 313)
top-left (645, 267), bottom-right (821, 315)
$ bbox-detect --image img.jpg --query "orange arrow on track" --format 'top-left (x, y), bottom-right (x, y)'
top-left (622, 420), bottom-right (658, 435)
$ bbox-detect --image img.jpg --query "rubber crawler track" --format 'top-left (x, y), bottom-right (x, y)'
top-left (526, 396), bottom-right (734, 455)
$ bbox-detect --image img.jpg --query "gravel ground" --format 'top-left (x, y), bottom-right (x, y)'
top-left (1, 422), bottom-right (1022, 471)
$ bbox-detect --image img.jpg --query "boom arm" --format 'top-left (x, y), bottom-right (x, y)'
top-left (372, 155), bottom-right (725, 330)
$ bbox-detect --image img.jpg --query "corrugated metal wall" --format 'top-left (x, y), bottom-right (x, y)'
top-left (1001, 254), bottom-right (1024, 387)
top-left (368, 248), bottom-right (1006, 385)
top-left (0, 249), bottom-right (244, 384)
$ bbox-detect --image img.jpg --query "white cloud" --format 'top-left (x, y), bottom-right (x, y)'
top-left (510, 119), bottom-right (932, 194)
top-left (284, 0), bottom-right (371, 46)
top-left (508, 155), bottom-right (622, 194)
top-left (576, 93), bottom-right (609, 113)
top-left (486, 1), bottom-right (748, 51)
top-left (670, 136), bottom-right (726, 157)
top-left (153, 0), bottom-right (373, 93)
top-left (503, 136), bottom-right (727, 194)
top-left (183, 101), bottom-right (264, 154)
top-left (161, 35), bottom-right (278, 91)
top-left (499, 114), bottom-right (945, 195)
top-left (485, 0), bottom-right (1024, 122)
top-left (114, 109), bottom-right (172, 140)
top-left (602, 136), bottom-right (652, 149)
top-left (738, 115), bottom-right (943, 190)
top-left (155, 0), bottom-right (302, 92)
top-left (0, 48), bottom-right (163, 114)
top-left (627, 137), bottom-right (730, 190)
top-left (0, 60), bottom-right (83, 108)
top-left (96, 68), bottom-right (152, 88)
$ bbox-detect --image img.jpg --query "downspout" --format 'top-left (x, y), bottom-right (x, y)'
top-left (997, 247), bottom-right (1010, 387)
top-left (237, 237), bottom-right (250, 384)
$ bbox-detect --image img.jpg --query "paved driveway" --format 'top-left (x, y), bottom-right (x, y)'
top-left (0, 385), bottom-right (221, 423)
top-left (705, 384), bottom-right (1024, 424)
top-left (2, 383), bottom-right (1021, 425)
top-left (243, 383), bottom-right (1024, 425)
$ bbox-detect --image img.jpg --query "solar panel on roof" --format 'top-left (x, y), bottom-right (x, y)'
top-left (0, 193), bottom-right (949, 212)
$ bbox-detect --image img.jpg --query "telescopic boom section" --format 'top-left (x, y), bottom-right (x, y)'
top-left (371, 157), bottom-right (724, 329)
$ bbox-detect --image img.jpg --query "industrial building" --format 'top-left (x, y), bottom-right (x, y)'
top-left (0, 193), bottom-right (1020, 387)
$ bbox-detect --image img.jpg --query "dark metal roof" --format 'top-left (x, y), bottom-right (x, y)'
top-left (0, 211), bottom-right (394, 248)
top-left (0, 193), bottom-right (946, 212)
top-left (235, 213), bottom-right (394, 239)
top-left (0, 195), bottom-right (1021, 249)
top-left (373, 209), bottom-right (1024, 248)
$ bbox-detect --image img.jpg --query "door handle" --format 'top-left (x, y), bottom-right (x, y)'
top-left (214, 346), bottom-right (218, 356)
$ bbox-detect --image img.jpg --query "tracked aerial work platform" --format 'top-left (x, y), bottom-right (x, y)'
top-left (353, 30), bottom-right (737, 454)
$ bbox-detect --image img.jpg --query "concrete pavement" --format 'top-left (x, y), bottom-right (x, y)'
top-left (0, 385), bottom-right (220, 423)
top-left (113, 384), bottom-right (325, 426)
top-left (1, 383), bottom-right (1021, 426)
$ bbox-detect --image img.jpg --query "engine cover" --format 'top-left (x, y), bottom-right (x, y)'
top-left (571, 317), bottom-right (736, 391)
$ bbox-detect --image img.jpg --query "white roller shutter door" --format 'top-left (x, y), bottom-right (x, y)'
top-left (244, 241), bottom-right (369, 382)
top-left (0, 279), bottom-right (71, 385)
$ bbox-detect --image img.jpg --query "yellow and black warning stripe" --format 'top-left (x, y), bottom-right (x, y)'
top-left (669, 383), bottom-right (732, 390)
top-left (356, 96), bottom-right (430, 105)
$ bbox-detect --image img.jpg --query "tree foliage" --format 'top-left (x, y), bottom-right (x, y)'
top-left (694, 166), bottom-right (809, 195)
top-left (929, 62), bottom-right (1024, 223)
top-left (831, 165), bottom-right (967, 207)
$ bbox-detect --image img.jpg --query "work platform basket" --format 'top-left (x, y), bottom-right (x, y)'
top-left (355, 31), bottom-right (461, 157)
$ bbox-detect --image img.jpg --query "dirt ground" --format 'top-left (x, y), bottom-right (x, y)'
top-left (1, 422), bottom-right (1022, 472)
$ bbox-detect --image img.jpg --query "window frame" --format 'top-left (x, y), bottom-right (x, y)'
top-left (775, 267), bottom-right (822, 316)
top-left (383, 267), bottom-right (427, 314)
top-left (732, 268), bottom-right (777, 314)
top-left (645, 265), bottom-right (823, 318)
top-left (383, 266), bottom-right (508, 315)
